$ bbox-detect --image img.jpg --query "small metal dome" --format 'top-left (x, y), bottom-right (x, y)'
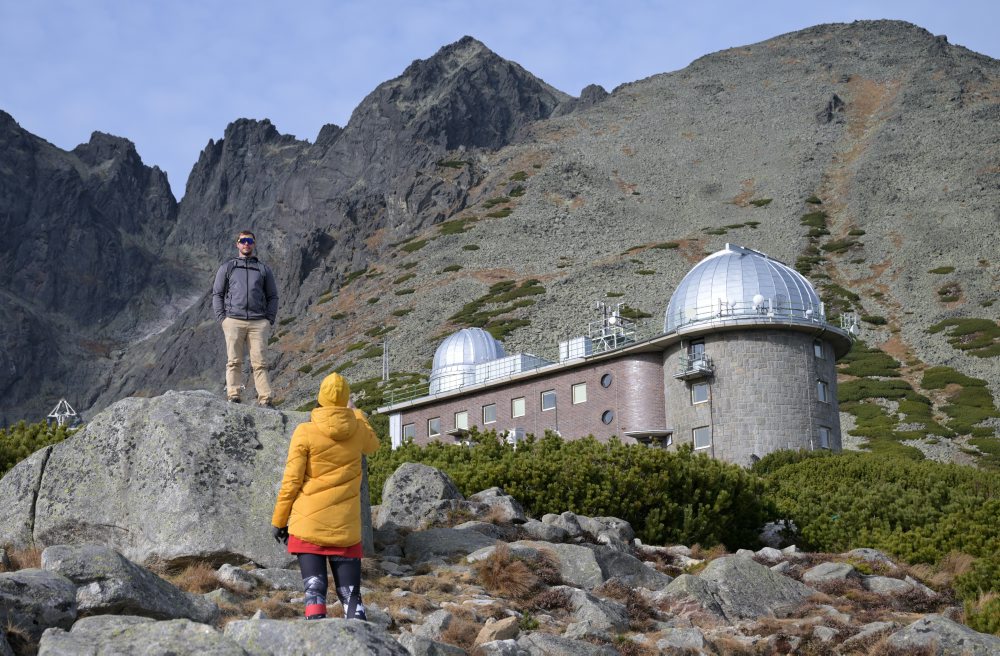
top-left (665, 243), bottom-right (824, 332)
top-left (429, 327), bottom-right (507, 394)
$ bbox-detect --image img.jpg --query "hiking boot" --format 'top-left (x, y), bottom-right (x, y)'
top-left (258, 399), bottom-right (274, 408)
top-left (228, 397), bottom-right (241, 404)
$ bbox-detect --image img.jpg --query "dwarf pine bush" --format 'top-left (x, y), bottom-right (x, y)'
top-left (0, 420), bottom-right (76, 477)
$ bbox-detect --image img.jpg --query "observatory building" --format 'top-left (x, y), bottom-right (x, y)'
top-left (378, 244), bottom-right (854, 466)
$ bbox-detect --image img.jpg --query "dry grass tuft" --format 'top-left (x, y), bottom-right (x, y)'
top-left (689, 544), bottom-right (729, 561)
top-left (167, 562), bottom-right (222, 594)
top-left (1, 546), bottom-right (41, 572)
top-left (439, 616), bottom-right (482, 651)
top-left (531, 549), bottom-right (562, 585)
top-left (529, 587), bottom-right (572, 611)
top-left (240, 595), bottom-right (301, 620)
top-left (926, 551), bottom-right (976, 590)
top-left (3, 619), bottom-right (35, 655)
top-left (612, 637), bottom-right (659, 656)
top-left (474, 544), bottom-right (540, 600)
top-left (594, 579), bottom-right (656, 629)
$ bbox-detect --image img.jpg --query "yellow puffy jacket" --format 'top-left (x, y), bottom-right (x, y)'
top-left (271, 374), bottom-right (380, 546)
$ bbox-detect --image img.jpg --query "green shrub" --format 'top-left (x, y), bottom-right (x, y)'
top-left (462, 244), bottom-right (480, 251)
top-left (927, 318), bottom-right (1000, 358)
top-left (703, 227), bottom-right (727, 235)
top-left (394, 288), bottom-right (416, 295)
top-left (330, 313), bottom-right (347, 321)
top-left (346, 341), bottom-right (367, 352)
top-left (758, 451), bottom-right (1000, 563)
top-left (297, 364), bottom-right (313, 374)
top-left (861, 315), bottom-right (887, 325)
top-left (366, 297), bottom-right (379, 305)
top-left (955, 553), bottom-right (1000, 599)
top-left (278, 316), bottom-right (296, 326)
top-left (806, 195), bottom-right (823, 204)
top-left (401, 261), bottom-right (418, 270)
top-left (437, 159), bottom-right (470, 169)
top-left (749, 198), bottom-right (772, 207)
top-left (653, 242), bottom-right (680, 250)
top-left (838, 378), bottom-right (913, 403)
top-left (334, 360), bottom-right (355, 373)
top-left (922, 366), bottom-right (984, 389)
top-left (800, 211), bottom-right (828, 228)
top-left (316, 293), bottom-right (334, 305)
top-left (509, 171), bottom-right (528, 181)
top-left (619, 305), bottom-right (652, 320)
top-left (365, 325), bottom-right (395, 338)
top-left (393, 273), bottom-right (416, 285)
top-left (606, 292), bottom-right (624, 298)
top-left (848, 229), bottom-right (866, 236)
top-left (838, 341), bottom-right (901, 378)
top-left (964, 595), bottom-right (1000, 635)
top-left (0, 420), bottom-right (77, 477)
top-left (438, 218), bottom-right (476, 235)
top-left (928, 266), bottom-right (955, 274)
top-left (401, 239), bottom-right (429, 253)
top-left (508, 185), bottom-right (525, 197)
top-left (295, 400), bottom-right (318, 412)
top-left (369, 435), bottom-right (767, 549)
top-left (360, 345), bottom-right (383, 359)
top-left (312, 363), bottom-right (332, 377)
top-left (821, 239), bottom-right (857, 253)
top-left (391, 308), bottom-right (413, 317)
top-left (483, 196), bottom-right (509, 209)
top-left (636, 269), bottom-right (656, 275)
top-left (342, 267), bottom-right (368, 286)
top-left (267, 336), bottom-right (279, 345)
top-left (486, 208), bottom-right (512, 218)
top-left (441, 264), bottom-right (462, 272)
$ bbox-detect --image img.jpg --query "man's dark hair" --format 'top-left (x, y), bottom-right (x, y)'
top-left (238, 230), bottom-right (255, 240)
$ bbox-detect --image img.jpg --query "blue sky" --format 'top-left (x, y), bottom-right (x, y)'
top-left (1, 1), bottom-right (996, 198)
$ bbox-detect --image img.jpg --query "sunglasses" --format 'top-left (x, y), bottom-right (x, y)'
top-left (238, 238), bottom-right (255, 245)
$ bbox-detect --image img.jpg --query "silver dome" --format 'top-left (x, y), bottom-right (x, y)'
top-left (429, 328), bottom-right (507, 394)
top-left (665, 244), bottom-right (823, 332)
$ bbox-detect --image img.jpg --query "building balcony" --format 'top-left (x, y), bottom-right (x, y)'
top-left (673, 354), bottom-right (714, 380)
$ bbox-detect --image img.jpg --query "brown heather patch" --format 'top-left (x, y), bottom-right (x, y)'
top-left (167, 562), bottom-right (222, 594)
top-left (594, 579), bottom-right (656, 630)
top-left (611, 638), bottom-right (660, 656)
top-left (730, 178), bottom-right (756, 207)
top-left (383, 591), bottom-right (436, 620)
top-left (240, 594), bottom-right (300, 620)
top-left (2, 619), bottom-right (34, 655)
top-left (474, 544), bottom-right (540, 600)
top-left (689, 543), bottom-right (729, 561)
top-left (529, 587), bottom-right (572, 612)
top-left (1, 546), bottom-right (41, 571)
top-left (439, 616), bottom-right (482, 652)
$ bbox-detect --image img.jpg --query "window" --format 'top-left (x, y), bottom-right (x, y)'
top-left (572, 383), bottom-right (587, 404)
top-left (689, 340), bottom-right (705, 359)
top-left (818, 426), bottom-right (831, 449)
top-left (817, 380), bottom-right (830, 403)
top-left (691, 382), bottom-right (709, 404)
top-left (482, 403), bottom-right (496, 424)
top-left (693, 426), bottom-right (712, 449)
top-left (601, 410), bottom-right (615, 425)
top-left (541, 390), bottom-right (556, 411)
top-left (600, 373), bottom-right (613, 388)
top-left (402, 423), bottom-right (415, 440)
top-left (511, 397), bottom-right (526, 418)
top-left (454, 411), bottom-right (468, 430)
top-left (428, 417), bottom-right (441, 437)
top-left (814, 340), bottom-right (825, 359)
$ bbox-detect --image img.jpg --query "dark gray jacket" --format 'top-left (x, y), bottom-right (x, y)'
top-left (212, 256), bottom-right (279, 324)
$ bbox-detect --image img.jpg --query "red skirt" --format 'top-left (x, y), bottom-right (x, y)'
top-left (287, 535), bottom-right (363, 558)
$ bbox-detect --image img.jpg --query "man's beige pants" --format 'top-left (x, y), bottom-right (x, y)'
top-left (222, 317), bottom-right (272, 402)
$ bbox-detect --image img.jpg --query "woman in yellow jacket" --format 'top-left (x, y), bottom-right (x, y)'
top-left (271, 373), bottom-right (380, 620)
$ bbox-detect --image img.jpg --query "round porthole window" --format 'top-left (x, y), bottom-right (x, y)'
top-left (601, 410), bottom-right (614, 425)
top-left (600, 373), bottom-right (613, 388)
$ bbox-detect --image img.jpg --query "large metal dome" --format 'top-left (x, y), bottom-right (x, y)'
top-left (429, 327), bottom-right (507, 394)
top-left (665, 243), bottom-right (824, 332)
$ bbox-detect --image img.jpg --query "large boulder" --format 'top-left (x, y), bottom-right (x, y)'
top-left (403, 527), bottom-right (498, 564)
top-left (885, 614), bottom-right (1000, 655)
top-left (41, 543), bottom-right (219, 624)
top-left (223, 618), bottom-right (409, 656)
top-left (38, 616), bottom-right (247, 655)
top-left (0, 569), bottom-right (77, 641)
top-left (375, 463), bottom-right (464, 531)
top-left (590, 545), bottom-right (673, 590)
top-left (659, 556), bottom-right (816, 624)
top-left (0, 391), bottom-right (373, 568)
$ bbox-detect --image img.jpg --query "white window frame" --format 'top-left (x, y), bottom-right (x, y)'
top-left (691, 382), bottom-right (709, 404)
top-left (511, 397), bottom-right (526, 418)
top-left (541, 390), bottom-right (556, 411)
top-left (428, 417), bottom-right (441, 437)
top-left (482, 403), bottom-right (497, 425)
top-left (817, 380), bottom-right (830, 403)
top-left (454, 411), bottom-right (468, 431)
top-left (402, 423), bottom-right (415, 440)
top-left (693, 426), bottom-right (712, 450)
top-left (572, 382), bottom-right (587, 405)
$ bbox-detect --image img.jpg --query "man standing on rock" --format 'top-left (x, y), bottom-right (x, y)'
top-left (212, 230), bottom-right (279, 407)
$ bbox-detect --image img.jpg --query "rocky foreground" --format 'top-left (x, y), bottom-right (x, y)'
top-left (1, 461), bottom-right (998, 655)
top-left (0, 392), bottom-right (998, 654)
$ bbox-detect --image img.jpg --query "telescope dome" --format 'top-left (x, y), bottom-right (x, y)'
top-left (429, 328), bottom-right (506, 394)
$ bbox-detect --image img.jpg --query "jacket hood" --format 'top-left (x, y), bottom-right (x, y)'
top-left (318, 373), bottom-right (350, 407)
top-left (309, 405), bottom-right (358, 440)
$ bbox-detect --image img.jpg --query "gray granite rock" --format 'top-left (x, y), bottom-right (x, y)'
top-left (41, 543), bottom-right (218, 624)
top-left (249, 568), bottom-right (303, 591)
top-left (0, 568), bottom-right (78, 641)
top-left (862, 575), bottom-right (914, 595)
top-left (518, 631), bottom-right (619, 655)
top-left (517, 541), bottom-right (604, 589)
top-left (38, 616), bottom-right (246, 656)
top-left (476, 639), bottom-right (530, 656)
top-left (403, 527), bottom-right (497, 564)
top-left (558, 585), bottom-right (628, 641)
top-left (590, 545), bottom-right (672, 590)
top-left (205, 587), bottom-right (243, 607)
top-left (520, 519), bottom-right (568, 543)
top-left (838, 621), bottom-right (899, 651)
top-left (217, 564), bottom-right (258, 593)
top-left (468, 487), bottom-right (527, 524)
top-left (375, 463), bottom-right (464, 531)
top-left (801, 561), bottom-right (857, 584)
top-left (661, 556), bottom-right (815, 623)
top-left (656, 627), bottom-right (706, 651)
top-left (396, 630), bottom-right (467, 656)
top-left (885, 614), bottom-right (1000, 655)
top-left (412, 609), bottom-right (453, 640)
top-left (541, 513), bottom-right (584, 539)
top-left (225, 618), bottom-right (409, 656)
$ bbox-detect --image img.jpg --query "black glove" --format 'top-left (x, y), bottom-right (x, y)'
top-left (271, 525), bottom-right (289, 544)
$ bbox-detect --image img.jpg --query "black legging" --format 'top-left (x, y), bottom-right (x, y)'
top-left (298, 554), bottom-right (366, 620)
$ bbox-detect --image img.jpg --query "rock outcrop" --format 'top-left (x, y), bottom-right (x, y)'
top-left (0, 390), bottom-right (373, 568)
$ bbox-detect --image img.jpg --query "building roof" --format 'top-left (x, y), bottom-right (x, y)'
top-left (665, 243), bottom-right (823, 332)
top-left (429, 327), bottom-right (507, 394)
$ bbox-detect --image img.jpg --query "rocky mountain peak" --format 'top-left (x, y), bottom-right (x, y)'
top-left (71, 131), bottom-right (139, 167)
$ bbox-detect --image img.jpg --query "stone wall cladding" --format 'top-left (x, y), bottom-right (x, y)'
top-left (401, 353), bottom-right (665, 445)
top-left (664, 329), bottom-right (841, 466)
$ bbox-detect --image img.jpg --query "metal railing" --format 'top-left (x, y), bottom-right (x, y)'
top-left (674, 354), bottom-right (714, 380)
top-left (670, 298), bottom-right (825, 329)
